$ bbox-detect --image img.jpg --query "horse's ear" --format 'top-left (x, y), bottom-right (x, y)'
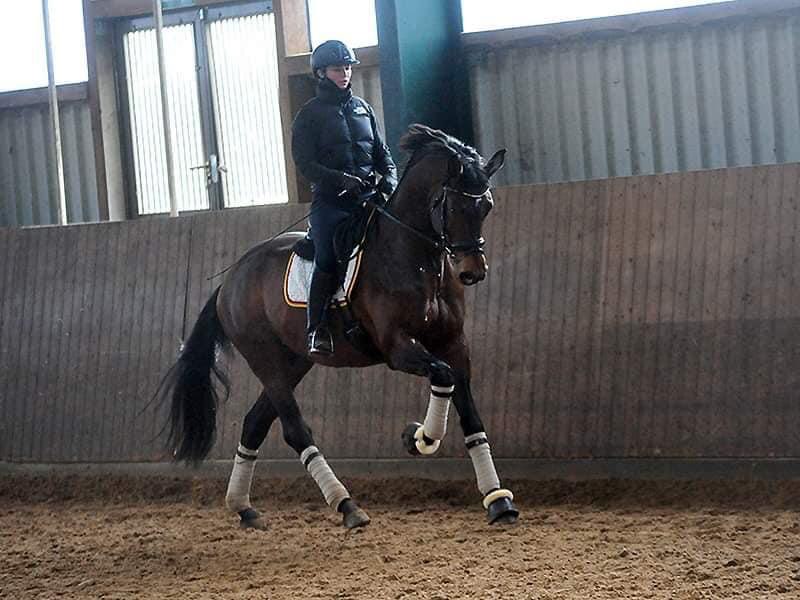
top-left (484, 149), bottom-right (506, 178)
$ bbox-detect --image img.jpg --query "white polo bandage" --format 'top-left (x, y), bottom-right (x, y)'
top-left (465, 432), bottom-right (501, 496)
top-left (300, 446), bottom-right (349, 510)
top-left (422, 384), bottom-right (453, 440)
top-left (225, 444), bottom-right (258, 512)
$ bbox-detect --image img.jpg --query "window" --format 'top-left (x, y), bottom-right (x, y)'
top-left (307, 0), bottom-right (377, 50)
top-left (0, 0), bottom-right (88, 93)
top-left (461, 0), bottom-right (735, 32)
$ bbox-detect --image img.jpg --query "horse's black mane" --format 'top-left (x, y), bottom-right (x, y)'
top-left (399, 123), bottom-right (483, 170)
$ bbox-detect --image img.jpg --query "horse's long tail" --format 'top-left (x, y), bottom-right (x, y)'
top-left (156, 287), bottom-right (231, 464)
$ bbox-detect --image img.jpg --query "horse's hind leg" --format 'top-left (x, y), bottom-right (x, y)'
top-left (225, 390), bottom-right (277, 530)
top-left (269, 383), bottom-right (370, 529)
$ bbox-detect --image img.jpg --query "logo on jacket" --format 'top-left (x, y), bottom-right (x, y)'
top-left (352, 105), bottom-right (368, 115)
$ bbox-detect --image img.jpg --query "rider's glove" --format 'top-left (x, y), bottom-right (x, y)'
top-left (378, 173), bottom-right (397, 196)
top-left (340, 172), bottom-right (365, 194)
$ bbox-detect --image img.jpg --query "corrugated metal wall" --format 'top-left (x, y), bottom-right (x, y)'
top-left (123, 25), bottom-right (208, 214)
top-left (207, 11), bottom-right (288, 207)
top-left (2, 163), bottom-right (800, 462)
top-left (469, 10), bottom-right (800, 187)
top-left (0, 101), bottom-right (99, 227)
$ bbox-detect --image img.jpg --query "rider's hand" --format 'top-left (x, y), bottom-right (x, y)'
top-left (378, 174), bottom-right (397, 196)
top-left (340, 173), bottom-right (364, 194)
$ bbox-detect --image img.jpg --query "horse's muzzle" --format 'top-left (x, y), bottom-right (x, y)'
top-left (457, 253), bottom-right (487, 285)
top-left (459, 271), bottom-right (484, 285)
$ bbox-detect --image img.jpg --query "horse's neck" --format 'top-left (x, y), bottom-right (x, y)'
top-left (364, 175), bottom-right (446, 291)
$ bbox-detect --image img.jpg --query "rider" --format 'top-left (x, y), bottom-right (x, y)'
top-left (291, 40), bottom-right (397, 356)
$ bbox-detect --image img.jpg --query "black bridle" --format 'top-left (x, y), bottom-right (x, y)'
top-left (368, 183), bottom-right (490, 258)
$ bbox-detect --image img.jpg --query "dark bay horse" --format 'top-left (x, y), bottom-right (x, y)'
top-left (158, 124), bottom-right (518, 529)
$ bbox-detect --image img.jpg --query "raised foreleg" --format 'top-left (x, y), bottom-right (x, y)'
top-left (384, 333), bottom-right (457, 456)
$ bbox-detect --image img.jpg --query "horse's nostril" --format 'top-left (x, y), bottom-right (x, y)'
top-left (460, 272), bottom-right (481, 285)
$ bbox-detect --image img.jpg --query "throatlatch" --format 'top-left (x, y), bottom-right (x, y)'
top-left (301, 445), bottom-right (350, 510)
top-left (465, 432), bottom-right (515, 515)
top-left (225, 444), bottom-right (259, 513)
top-left (413, 384), bottom-right (454, 454)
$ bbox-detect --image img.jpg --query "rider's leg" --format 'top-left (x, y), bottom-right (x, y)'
top-left (307, 267), bottom-right (338, 354)
top-left (307, 205), bottom-right (349, 355)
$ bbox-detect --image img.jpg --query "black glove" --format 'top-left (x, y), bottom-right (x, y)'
top-left (378, 174), bottom-right (397, 196)
top-left (340, 173), bottom-right (364, 194)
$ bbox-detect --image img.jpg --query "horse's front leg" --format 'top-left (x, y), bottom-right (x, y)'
top-left (384, 333), bottom-right (457, 456)
top-left (437, 340), bottom-right (519, 525)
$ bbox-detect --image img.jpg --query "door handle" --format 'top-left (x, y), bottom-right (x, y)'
top-left (190, 154), bottom-right (227, 185)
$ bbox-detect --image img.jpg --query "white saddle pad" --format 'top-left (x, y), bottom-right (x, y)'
top-left (283, 251), bottom-right (363, 308)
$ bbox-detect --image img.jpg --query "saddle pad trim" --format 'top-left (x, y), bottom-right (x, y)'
top-left (283, 250), bottom-right (363, 309)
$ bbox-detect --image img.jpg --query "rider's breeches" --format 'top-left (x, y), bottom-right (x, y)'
top-left (301, 445), bottom-right (350, 510)
top-left (225, 444), bottom-right (258, 512)
top-left (309, 201), bottom-right (353, 274)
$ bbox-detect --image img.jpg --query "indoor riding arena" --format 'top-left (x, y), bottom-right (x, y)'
top-left (3, 1), bottom-right (800, 599)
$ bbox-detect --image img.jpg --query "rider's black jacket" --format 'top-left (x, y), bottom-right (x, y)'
top-left (291, 78), bottom-right (397, 209)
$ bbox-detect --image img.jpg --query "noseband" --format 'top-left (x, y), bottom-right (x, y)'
top-left (430, 186), bottom-right (488, 257)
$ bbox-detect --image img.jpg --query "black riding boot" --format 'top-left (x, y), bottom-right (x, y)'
top-left (307, 268), bottom-right (338, 355)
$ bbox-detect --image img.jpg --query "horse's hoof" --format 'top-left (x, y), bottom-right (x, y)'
top-left (487, 497), bottom-right (519, 525)
top-left (238, 508), bottom-right (268, 530)
top-left (401, 422), bottom-right (422, 456)
top-left (340, 499), bottom-right (371, 529)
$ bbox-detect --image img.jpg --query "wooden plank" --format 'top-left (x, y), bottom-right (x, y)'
top-left (650, 172), bottom-right (683, 455)
top-left (640, 174), bottom-right (670, 455)
top-left (500, 186), bottom-right (529, 456)
top-left (617, 174), bottom-right (643, 456)
top-left (694, 168), bottom-right (724, 456)
top-left (550, 181), bottom-right (576, 456)
top-left (729, 167), bottom-right (756, 456)
top-left (670, 170), bottom-right (698, 456)
top-left (626, 174), bottom-right (657, 456)
top-left (746, 166), bottom-right (778, 457)
top-left (773, 164), bottom-right (800, 455)
top-left (25, 226), bottom-right (54, 461)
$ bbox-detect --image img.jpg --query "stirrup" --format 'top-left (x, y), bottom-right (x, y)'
top-left (308, 328), bottom-right (334, 355)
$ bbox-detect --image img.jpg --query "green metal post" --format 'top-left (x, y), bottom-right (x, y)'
top-left (375, 0), bottom-right (473, 160)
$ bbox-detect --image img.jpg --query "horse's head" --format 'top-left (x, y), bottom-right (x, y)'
top-left (399, 124), bottom-right (506, 286)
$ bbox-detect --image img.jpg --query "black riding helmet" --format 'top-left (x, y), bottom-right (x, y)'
top-left (311, 40), bottom-right (360, 76)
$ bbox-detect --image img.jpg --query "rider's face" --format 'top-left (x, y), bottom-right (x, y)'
top-left (324, 64), bottom-right (352, 89)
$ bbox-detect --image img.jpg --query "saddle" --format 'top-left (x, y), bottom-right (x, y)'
top-left (286, 204), bottom-right (378, 355)
top-left (290, 203), bottom-right (374, 278)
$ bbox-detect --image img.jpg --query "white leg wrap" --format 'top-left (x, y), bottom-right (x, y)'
top-left (466, 433), bottom-right (501, 496)
top-left (300, 446), bottom-right (349, 510)
top-left (225, 444), bottom-right (258, 512)
top-left (422, 384), bottom-right (453, 440)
